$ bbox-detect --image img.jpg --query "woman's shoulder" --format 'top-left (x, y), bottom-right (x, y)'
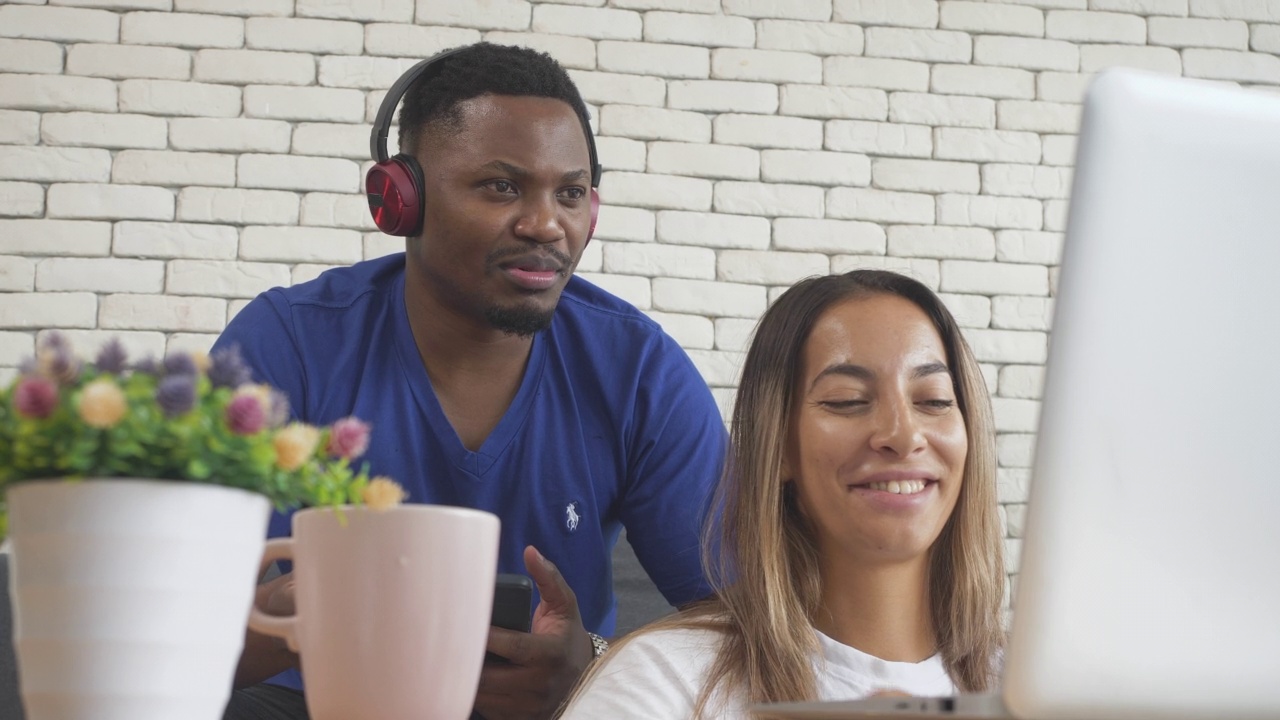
top-left (604, 625), bottom-right (726, 669)
top-left (558, 625), bottom-right (730, 719)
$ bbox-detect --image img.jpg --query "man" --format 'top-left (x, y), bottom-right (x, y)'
top-left (216, 43), bottom-right (726, 720)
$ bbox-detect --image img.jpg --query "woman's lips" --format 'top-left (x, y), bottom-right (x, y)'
top-left (862, 479), bottom-right (929, 495)
top-left (848, 474), bottom-right (939, 509)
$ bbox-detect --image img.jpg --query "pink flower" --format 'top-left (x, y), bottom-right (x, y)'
top-left (326, 417), bottom-right (370, 459)
top-left (225, 392), bottom-right (266, 436)
top-left (14, 375), bottom-right (59, 419)
top-left (77, 378), bottom-right (127, 429)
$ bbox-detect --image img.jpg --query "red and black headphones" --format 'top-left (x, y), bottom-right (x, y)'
top-left (365, 47), bottom-right (602, 239)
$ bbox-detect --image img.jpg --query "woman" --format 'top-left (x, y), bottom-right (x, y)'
top-left (559, 270), bottom-right (1006, 718)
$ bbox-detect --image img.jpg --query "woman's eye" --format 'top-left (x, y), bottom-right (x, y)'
top-left (919, 399), bottom-right (956, 411)
top-left (820, 399), bottom-right (868, 411)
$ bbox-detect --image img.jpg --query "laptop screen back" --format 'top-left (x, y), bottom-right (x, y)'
top-left (1004, 68), bottom-right (1280, 720)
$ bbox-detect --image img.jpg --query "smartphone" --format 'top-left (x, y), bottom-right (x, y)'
top-left (485, 573), bottom-right (532, 664)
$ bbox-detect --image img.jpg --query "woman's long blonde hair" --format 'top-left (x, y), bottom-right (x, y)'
top-left (567, 270), bottom-right (1004, 718)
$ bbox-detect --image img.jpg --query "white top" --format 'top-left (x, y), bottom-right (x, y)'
top-left (559, 626), bottom-right (957, 719)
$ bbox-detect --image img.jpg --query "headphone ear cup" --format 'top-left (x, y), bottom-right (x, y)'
top-left (365, 154), bottom-right (424, 237)
top-left (588, 187), bottom-right (600, 242)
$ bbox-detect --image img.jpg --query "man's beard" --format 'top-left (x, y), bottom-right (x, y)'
top-left (484, 303), bottom-right (555, 338)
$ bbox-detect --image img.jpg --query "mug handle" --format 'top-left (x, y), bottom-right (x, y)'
top-left (247, 537), bottom-right (299, 652)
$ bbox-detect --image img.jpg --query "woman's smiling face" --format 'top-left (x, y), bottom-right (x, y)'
top-left (786, 293), bottom-right (968, 565)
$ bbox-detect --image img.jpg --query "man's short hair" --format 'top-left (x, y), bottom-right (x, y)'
top-left (397, 42), bottom-right (592, 157)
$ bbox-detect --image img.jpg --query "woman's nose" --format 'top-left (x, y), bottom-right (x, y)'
top-left (869, 396), bottom-right (926, 457)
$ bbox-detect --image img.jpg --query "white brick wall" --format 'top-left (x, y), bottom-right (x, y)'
top-left (643, 12), bottom-right (755, 48)
top-left (647, 142), bottom-right (760, 181)
top-left (713, 48), bottom-right (823, 84)
top-left (0, 74), bottom-right (118, 112)
top-left (779, 84), bottom-right (888, 118)
top-left (0, 146), bottom-right (112, 183)
top-left (113, 150), bottom-right (237, 187)
top-left (0, 6), bottom-right (120, 44)
top-left (66, 43), bottom-right (191, 81)
top-left (657, 211), bottom-right (772, 249)
top-left (0, 39), bottom-right (66, 75)
top-left (598, 41), bottom-right (710, 79)
top-left (119, 80), bottom-right (242, 117)
top-left (121, 12), bottom-right (246, 49)
top-left (757, 20), bottom-right (864, 54)
top-left (4, 1), bottom-right (1276, 585)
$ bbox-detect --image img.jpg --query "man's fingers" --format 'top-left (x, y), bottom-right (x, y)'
top-left (486, 625), bottom-right (539, 665)
top-left (522, 545), bottom-right (578, 619)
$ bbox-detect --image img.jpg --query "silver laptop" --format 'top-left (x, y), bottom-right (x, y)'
top-left (756, 68), bottom-right (1280, 720)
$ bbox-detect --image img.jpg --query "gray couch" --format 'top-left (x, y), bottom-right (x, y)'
top-left (610, 530), bottom-right (677, 636)
top-left (0, 554), bottom-right (24, 720)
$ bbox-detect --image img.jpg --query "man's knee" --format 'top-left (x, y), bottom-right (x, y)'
top-left (222, 684), bottom-right (309, 720)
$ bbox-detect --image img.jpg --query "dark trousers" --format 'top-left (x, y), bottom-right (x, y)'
top-left (223, 684), bottom-right (310, 720)
top-left (222, 684), bottom-right (487, 720)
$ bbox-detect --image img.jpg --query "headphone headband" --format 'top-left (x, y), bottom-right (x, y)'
top-left (369, 46), bottom-right (603, 188)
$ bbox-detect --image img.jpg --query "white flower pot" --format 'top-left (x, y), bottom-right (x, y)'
top-left (6, 479), bottom-right (271, 720)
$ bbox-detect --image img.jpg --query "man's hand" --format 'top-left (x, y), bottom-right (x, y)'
top-left (232, 567), bottom-right (301, 689)
top-left (473, 546), bottom-right (594, 720)
top-left (262, 570), bottom-right (297, 619)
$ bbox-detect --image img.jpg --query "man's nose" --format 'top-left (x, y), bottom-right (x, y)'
top-left (514, 194), bottom-right (566, 245)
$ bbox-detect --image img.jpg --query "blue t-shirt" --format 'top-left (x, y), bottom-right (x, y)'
top-left (213, 253), bottom-right (726, 690)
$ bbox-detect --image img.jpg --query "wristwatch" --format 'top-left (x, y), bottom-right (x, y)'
top-left (587, 632), bottom-right (609, 659)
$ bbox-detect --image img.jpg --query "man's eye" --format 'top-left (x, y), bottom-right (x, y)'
top-left (490, 180), bottom-right (516, 194)
top-left (561, 187), bottom-right (587, 200)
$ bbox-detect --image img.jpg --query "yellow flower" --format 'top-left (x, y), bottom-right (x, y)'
top-left (77, 378), bottom-right (127, 429)
top-left (362, 476), bottom-right (406, 511)
top-left (273, 423), bottom-right (321, 472)
top-left (191, 350), bottom-right (211, 374)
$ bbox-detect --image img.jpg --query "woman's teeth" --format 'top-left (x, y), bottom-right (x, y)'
top-left (864, 479), bottom-right (928, 494)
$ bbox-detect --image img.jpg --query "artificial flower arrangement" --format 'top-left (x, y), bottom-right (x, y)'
top-left (0, 332), bottom-right (406, 537)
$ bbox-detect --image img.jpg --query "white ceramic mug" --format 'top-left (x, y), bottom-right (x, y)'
top-left (7, 479), bottom-right (269, 720)
top-left (248, 505), bottom-right (500, 720)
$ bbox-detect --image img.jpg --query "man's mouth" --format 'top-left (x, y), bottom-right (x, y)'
top-left (500, 256), bottom-right (566, 291)
top-left (503, 256), bottom-right (565, 274)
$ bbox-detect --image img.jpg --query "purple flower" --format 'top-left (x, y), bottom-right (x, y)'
top-left (326, 417), bottom-right (370, 459)
top-left (163, 352), bottom-right (197, 378)
top-left (225, 393), bottom-right (266, 435)
top-left (207, 345), bottom-right (252, 389)
top-left (94, 338), bottom-right (129, 375)
top-left (14, 375), bottom-right (59, 419)
top-left (265, 388), bottom-right (290, 428)
top-left (133, 356), bottom-right (160, 375)
top-left (155, 374), bottom-right (196, 418)
top-left (41, 331), bottom-right (70, 352)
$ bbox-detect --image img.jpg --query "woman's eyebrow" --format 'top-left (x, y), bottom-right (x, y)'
top-left (912, 361), bottom-right (950, 380)
top-left (811, 363), bottom-right (872, 390)
top-left (810, 360), bottom-right (950, 390)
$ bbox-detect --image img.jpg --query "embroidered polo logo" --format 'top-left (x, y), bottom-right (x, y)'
top-left (565, 502), bottom-right (580, 532)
